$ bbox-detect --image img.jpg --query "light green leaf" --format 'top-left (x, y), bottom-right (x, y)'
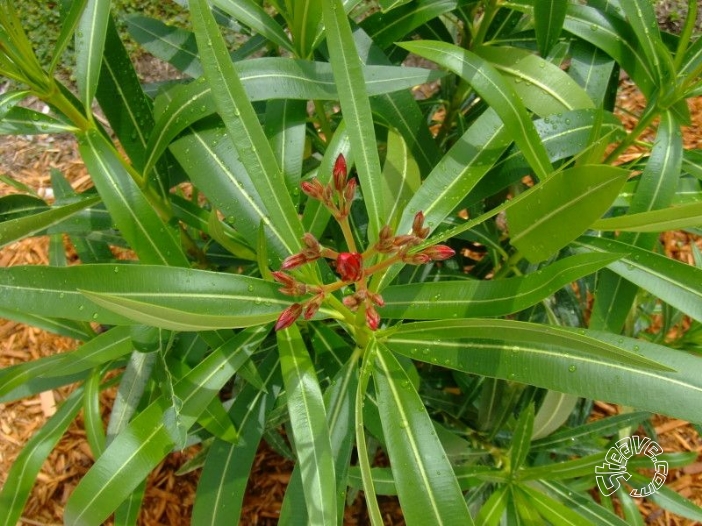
top-left (574, 235), bottom-right (702, 323)
top-left (192, 351), bottom-right (281, 525)
top-left (211, 0), bottom-right (293, 53)
top-left (381, 252), bottom-right (622, 319)
top-left (374, 342), bottom-right (474, 526)
top-left (399, 39), bottom-right (553, 180)
top-left (382, 129), bottom-right (421, 228)
top-left (476, 46), bottom-right (594, 116)
top-left (50, 0), bottom-right (88, 73)
top-left (518, 484), bottom-right (592, 526)
top-left (534, 480), bottom-right (630, 526)
top-left (0, 195), bottom-right (99, 249)
top-left (0, 106), bottom-right (79, 135)
top-left (476, 485), bottom-right (509, 526)
top-left (64, 326), bottom-right (269, 525)
top-left (534, 0), bottom-right (568, 56)
top-left (77, 130), bottom-right (188, 266)
top-left (190, 0), bottom-right (303, 261)
top-left (508, 165), bottom-right (629, 262)
top-left (510, 404), bottom-right (534, 472)
top-left (384, 319), bottom-right (702, 423)
top-left (531, 391), bottom-right (579, 440)
top-left (277, 325), bottom-right (337, 525)
top-left (0, 388), bottom-right (83, 526)
top-left (75, 0), bottom-right (110, 109)
top-left (323, 0), bottom-right (385, 240)
top-left (592, 201), bottom-right (702, 232)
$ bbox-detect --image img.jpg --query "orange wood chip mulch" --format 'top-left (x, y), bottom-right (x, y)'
top-left (1, 85), bottom-right (701, 524)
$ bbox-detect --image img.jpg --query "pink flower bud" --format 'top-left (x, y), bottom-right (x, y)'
top-left (333, 154), bottom-right (347, 193)
top-left (303, 294), bottom-right (324, 320)
top-left (368, 291), bottom-right (385, 307)
top-left (336, 252), bottom-right (364, 282)
top-left (275, 303), bottom-right (302, 331)
top-left (301, 179), bottom-right (325, 200)
top-left (376, 225), bottom-right (395, 252)
top-left (402, 253), bottom-right (432, 265)
top-left (272, 271), bottom-right (307, 296)
top-left (365, 305), bottom-right (381, 331)
top-left (303, 233), bottom-right (321, 251)
top-left (343, 294), bottom-right (360, 310)
top-left (421, 245), bottom-right (455, 261)
top-left (281, 253), bottom-right (308, 271)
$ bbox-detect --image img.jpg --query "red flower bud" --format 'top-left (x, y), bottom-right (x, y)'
top-left (336, 252), bottom-right (364, 282)
top-left (412, 211), bottom-right (425, 237)
top-left (275, 303), bottom-right (303, 331)
top-left (333, 154), bottom-right (348, 193)
top-left (343, 294), bottom-right (361, 310)
top-left (301, 179), bottom-right (325, 200)
top-left (368, 291), bottom-right (385, 307)
top-left (303, 233), bottom-right (321, 251)
top-left (420, 245), bottom-right (455, 261)
top-left (365, 305), bottom-right (381, 331)
top-left (376, 225), bottom-right (395, 252)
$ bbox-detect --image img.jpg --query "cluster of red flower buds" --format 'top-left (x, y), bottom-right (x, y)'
top-left (274, 154), bottom-right (455, 332)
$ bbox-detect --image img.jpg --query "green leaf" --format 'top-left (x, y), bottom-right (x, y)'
top-left (126, 15), bottom-right (202, 77)
top-left (373, 342), bottom-right (475, 526)
top-left (75, 0), bottom-right (110, 109)
top-left (508, 165), bottom-right (629, 262)
top-left (510, 404), bottom-right (534, 472)
top-left (211, 0), bottom-right (293, 53)
top-left (381, 252), bottom-right (622, 319)
top-left (518, 484), bottom-right (592, 526)
top-left (0, 89), bottom-right (30, 120)
top-left (64, 326), bottom-right (268, 525)
top-left (379, 0), bottom-right (413, 13)
top-left (322, 0), bottom-right (385, 240)
top-left (589, 111), bottom-right (683, 332)
top-left (264, 99), bottom-right (307, 199)
top-left (398, 109), bottom-right (509, 236)
top-left (475, 46), bottom-right (594, 116)
top-left (630, 472), bottom-right (702, 520)
top-left (0, 264), bottom-right (292, 329)
top-left (0, 106), bottom-right (79, 135)
top-left (519, 452), bottom-right (606, 481)
top-left (531, 391), bottom-right (579, 440)
top-left (145, 59), bottom-right (443, 178)
top-left (534, 0), bottom-right (568, 56)
top-left (0, 307), bottom-right (92, 341)
top-left (618, 0), bottom-right (669, 85)
top-left (0, 195), bottom-right (99, 249)
top-left (592, 201), bottom-right (702, 232)
top-left (563, 4), bottom-right (657, 97)
top-left (51, 0), bottom-right (88, 73)
top-left (534, 480), bottom-right (630, 526)
top-left (106, 351), bottom-right (157, 444)
top-left (190, 0), bottom-right (303, 261)
top-left (381, 129), bottom-right (421, 228)
top-left (361, 0), bottom-right (457, 50)
top-left (476, 485), bottom-right (509, 526)
top-left (84, 367), bottom-right (106, 457)
top-left (277, 325), bottom-right (337, 524)
top-left (77, 130), bottom-right (188, 266)
top-left (384, 319), bottom-right (702, 423)
top-left (575, 235), bottom-right (702, 323)
top-left (568, 40), bottom-right (617, 107)
top-left (192, 351), bottom-right (281, 525)
top-left (399, 39), bottom-right (552, 181)
top-left (0, 388), bottom-right (83, 526)
top-left (288, 0), bottom-right (322, 58)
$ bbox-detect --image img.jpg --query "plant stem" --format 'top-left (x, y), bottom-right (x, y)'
top-left (339, 216), bottom-right (358, 253)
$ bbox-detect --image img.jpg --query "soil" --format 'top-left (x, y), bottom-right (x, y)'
top-left (1, 57), bottom-right (702, 525)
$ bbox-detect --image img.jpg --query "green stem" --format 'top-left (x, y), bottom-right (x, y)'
top-left (339, 216), bottom-right (358, 253)
top-left (604, 103), bottom-right (659, 164)
top-left (673, 0), bottom-right (698, 72)
top-left (473, 0), bottom-right (500, 47)
top-left (493, 250), bottom-right (523, 279)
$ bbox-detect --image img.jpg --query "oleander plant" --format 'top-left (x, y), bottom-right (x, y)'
top-left (1, 0), bottom-right (702, 524)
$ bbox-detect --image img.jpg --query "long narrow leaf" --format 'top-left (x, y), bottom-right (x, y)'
top-left (0, 389), bottom-right (83, 526)
top-left (277, 325), bottom-right (337, 524)
top-left (399, 40), bottom-right (553, 180)
top-left (575, 235), bottom-right (702, 323)
top-left (64, 326), bottom-right (269, 525)
top-left (75, 0), bottom-right (110, 109)
top-left (190, 0), bottom-right (302, 263)
top-left (373, 342), bottom-right (475, 525)
top-left (381, 252), bottom-right (621, 319)
top-left (385, 319), bottom-right (702, 423)
top-left (592, 201), bottom-right (702, 232)
top-left (322, 0), bottom-right (385, 240)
